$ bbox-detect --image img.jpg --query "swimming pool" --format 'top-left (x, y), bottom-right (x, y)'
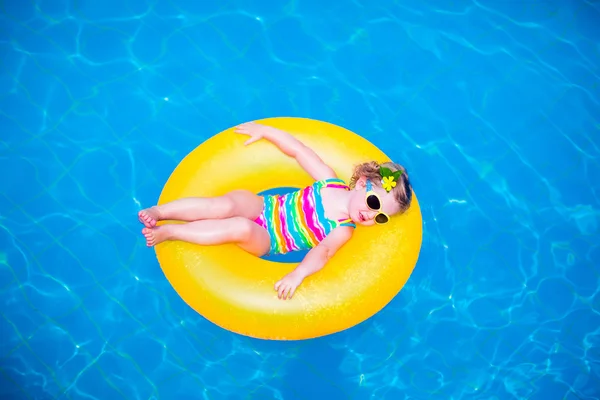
top-left (1, 0), bottom-right (598, 398)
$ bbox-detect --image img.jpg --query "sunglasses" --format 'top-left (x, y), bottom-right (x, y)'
top-left (365, 179), bottom-right (390, 224)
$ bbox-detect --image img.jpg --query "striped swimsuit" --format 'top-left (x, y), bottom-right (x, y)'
top-left (254, 178), bottom-right (357, 255)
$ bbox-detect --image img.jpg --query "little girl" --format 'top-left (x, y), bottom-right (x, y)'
top-left (139, 122), bottom-right (413, 300)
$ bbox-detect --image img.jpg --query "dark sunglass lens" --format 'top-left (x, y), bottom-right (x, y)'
top-left (375, 213), bottom-right (389, 224)
top-left (366, 195), bottom-right (381, 210)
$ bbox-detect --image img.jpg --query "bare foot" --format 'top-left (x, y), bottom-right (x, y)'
top-left (138, 206), bottom-right (162, 228)
top-left (142, 226), bottom-right (170, 247)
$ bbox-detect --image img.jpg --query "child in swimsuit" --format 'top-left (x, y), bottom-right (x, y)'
top-left (138, 122), bottom-right (413, 300)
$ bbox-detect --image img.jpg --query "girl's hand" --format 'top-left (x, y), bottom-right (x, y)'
top-left (274, 271), bottom-right (305, 300)
top-left (234, 121), bottom-right (278, 146)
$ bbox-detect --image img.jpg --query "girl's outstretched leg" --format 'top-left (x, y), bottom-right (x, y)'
top-left (142, 217), bottom-right (270, 257)
top-left (138, 190), bottom-right (263, 227)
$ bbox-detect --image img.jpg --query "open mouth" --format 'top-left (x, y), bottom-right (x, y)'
top-left (359, 212), bottom-right (366, 222)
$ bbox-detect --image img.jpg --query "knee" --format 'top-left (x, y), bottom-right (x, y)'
top-left (218, 195), bottom-right (238, 216)
top-left (230, 217), bottom-right (255, 242)
top-left (222, 190), bottom-right (254, 216)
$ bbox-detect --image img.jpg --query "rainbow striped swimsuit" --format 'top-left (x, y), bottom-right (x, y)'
top-left (254, 178), bottom-right (357, 255)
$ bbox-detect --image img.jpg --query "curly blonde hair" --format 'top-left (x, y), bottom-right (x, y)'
top-left (349, 161), bottom-right (413, 214)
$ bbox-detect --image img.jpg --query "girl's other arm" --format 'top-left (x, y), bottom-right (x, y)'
top-left (274, 226), bottom-right (354, 300)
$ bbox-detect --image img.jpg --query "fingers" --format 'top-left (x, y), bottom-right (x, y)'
top-left (278, 283), bottom-right (287, 299)
top-left (234, 121), bottom-right (258, 133)
top-left (283, 286), bottom-right (292, 300)
top-left (239, 121), bottom-right (258, 128)
top-left (235, 122), bottom-right (265, 146)
top-left (277, 281), bottom-right (286, 299)
top-left (233, 124), bottom-right (249, 134)
top-left (274, 277), bottom-right (298, 300)
top-left (276, 283), bottom-right (296, 300)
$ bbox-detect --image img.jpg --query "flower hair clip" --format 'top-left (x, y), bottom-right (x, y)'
top-left (379, 166), bottom-right (402, 192)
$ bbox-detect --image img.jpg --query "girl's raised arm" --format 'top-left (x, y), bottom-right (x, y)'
top-left (235, 122), bottom-right (337, 181)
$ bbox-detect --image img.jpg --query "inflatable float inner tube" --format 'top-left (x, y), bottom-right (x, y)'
top-left (154, 117), bottom-right (423, 340)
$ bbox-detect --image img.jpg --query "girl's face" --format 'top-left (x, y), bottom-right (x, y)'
top-left (348, 176), bottom-right (401, 226)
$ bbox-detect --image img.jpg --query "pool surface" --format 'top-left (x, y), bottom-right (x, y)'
top-left (1, 0), bottom-right (599, 399)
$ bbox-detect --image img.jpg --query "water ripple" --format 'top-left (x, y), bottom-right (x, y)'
top-left (1, 0), bottom-right (599, 399)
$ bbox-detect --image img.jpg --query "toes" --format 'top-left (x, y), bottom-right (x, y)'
top-left (142, 227), bottom-right (159, 247)
top-left (143, 215), bottom-right (154, 227)
top-left (144, 213), bottom-right (154, 223)
top-left (139, 211), bottom-right (149, 227)
top-left (141, 225), bottom-right (166, 247)
top-left (138, 210), bottom-right (157, 228)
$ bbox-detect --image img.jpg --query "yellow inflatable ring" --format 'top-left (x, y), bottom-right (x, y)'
top-left (155, 117), bottom-right (422, 340)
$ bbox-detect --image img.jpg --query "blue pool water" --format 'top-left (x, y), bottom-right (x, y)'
top-left (1, 0), bottom-right (599, 399)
